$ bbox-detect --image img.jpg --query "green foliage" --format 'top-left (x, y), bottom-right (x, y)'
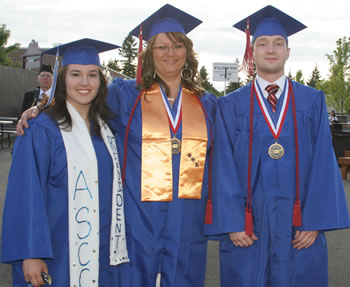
top-left (294, 70), bottom-right (305, 84)
top-left (106, 59), bottom-right (121, 72)
top-left (0, 24), bottom-right (20, 67)
top-left (321, 37), bottom-right (350, 114)
top-left (226, 77), bottom-right (242, 94)
top-left (306, 65), bottom-right (322, 88)
top-left (119, 34), bottom-right (137, 78)
top-left (199, 66), bottom-right (220, 97)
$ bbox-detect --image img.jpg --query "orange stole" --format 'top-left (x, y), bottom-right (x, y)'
top-left (141, 84), bottom-right (208, 201)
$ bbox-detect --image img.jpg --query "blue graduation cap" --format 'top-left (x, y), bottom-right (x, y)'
top-left (129, 4), bottom-right (202, 41)
top-left (233, 5), bottom-right (307, 43)
top-left (40, 38), bottom-right (119, 108)
top-left (42, 38), bottom-right (120, 66)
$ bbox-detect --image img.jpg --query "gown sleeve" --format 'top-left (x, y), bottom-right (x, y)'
top-left (1, 120), bottom-right (55, 263)
top-left (300, 88), bottom-right (350, 231)
top-left (204, 97), bottom-right (246, 236)
top-left (107, 78), bottom-right (139, 133)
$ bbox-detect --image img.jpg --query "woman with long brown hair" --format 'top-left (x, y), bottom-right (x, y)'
top-left (107, 4), bottom-right (217, 287)
top-left (1, 39), bottom-right (128, 286)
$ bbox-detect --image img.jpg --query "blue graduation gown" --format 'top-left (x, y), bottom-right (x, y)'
top-left (107, 78), bottom-right (217, 287)
top-left (1, 113), bottom-right (120, 286)
top-left (205, 81), bottom-right (350, 287)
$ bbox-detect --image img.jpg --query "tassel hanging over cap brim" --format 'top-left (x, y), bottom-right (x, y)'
top-left (241, 18), bottom-right (254, 76)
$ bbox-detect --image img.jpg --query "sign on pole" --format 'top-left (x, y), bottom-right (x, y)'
top-left (213, 62), bottom-right (238, 82)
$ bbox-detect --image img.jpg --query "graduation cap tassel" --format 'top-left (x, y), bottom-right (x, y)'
top-left (245, 83), bottom-right (255, 237)
top-left (45, 47), bottom-right (59, 108)
top-left (136, 25), bottom-right (143, 85)
top-left (245, 208), bottom-right (253, 236)
top-left (292, 200), bottom-right (302, 226)
top-left (201, 100), bottom-right (213, 225)
top-left (290, 79), bottom-right (302, 227)
top-left (242, 18), bottom-right (254, 76)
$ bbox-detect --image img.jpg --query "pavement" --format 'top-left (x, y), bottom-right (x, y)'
top-left (0, 137), bottom-right (349, 286)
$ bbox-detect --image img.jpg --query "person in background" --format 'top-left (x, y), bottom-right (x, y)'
top-left (329, 110), bottom-right (339, 124)
top-left (1, 38), bottom-right (128, 287)
top-left (205, 5), bottom-right (350, 287)
top-left (19, 64), bottom-right (53, 116)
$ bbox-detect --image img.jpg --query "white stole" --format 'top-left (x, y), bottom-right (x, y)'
top-left (60, 101), bottom-right (129, 287)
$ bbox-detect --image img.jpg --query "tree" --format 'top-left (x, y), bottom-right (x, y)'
top-left (199, 66), bottom-right (220, 97)
top-left (306, 65), bottom-right (322, 88)
top-left (119, 34), bottom-right (137, 78)
top-left (226, 77), bottom-right (242, 94)
top-left (294, 69), bottom-right (305, 84)
top-left (106, 59), bottom-right (121, 72)
top-left (0, 24), bottom-right (20, 67)
top-left (320, 37), bottom-right (350, 114)
top-left (287, 71), bottom-right (294, 80)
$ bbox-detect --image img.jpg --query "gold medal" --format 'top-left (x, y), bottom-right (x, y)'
top-left (171, 136), bottom-right (181, 154)
top-left (268, 142), bottom-right (284, 159)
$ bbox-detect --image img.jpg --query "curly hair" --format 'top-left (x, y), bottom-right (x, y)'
top-left (45, 66), bottom-right (114, 137)
top-left (139, 32), bottom-right (204, 97)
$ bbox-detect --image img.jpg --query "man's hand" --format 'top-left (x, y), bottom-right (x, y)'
top-left (292, 230), bottom-right (319, 250)
top-left (17, 107), bottom-right (39, 136)
top-left (23, 258), bottom-right (48, 287)
top-left (229, 231), bottom-right (258, 247)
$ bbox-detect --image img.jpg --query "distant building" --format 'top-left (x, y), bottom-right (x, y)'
top-left (9, 40), bottom-right (129, 80)
top-left (9, 40), bottom-right (56, 72)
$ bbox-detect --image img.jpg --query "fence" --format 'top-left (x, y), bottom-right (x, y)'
top-left (0, 65), bottom-right (131, 118)
top-left (0, 65), bottom-right (38, 117)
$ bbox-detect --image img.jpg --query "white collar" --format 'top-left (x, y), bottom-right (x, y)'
top-left (40, 87), bottom-right (52, 97)
top-left (256, 75), bottom-right (286, 99)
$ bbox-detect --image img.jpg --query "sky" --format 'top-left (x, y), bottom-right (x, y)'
top-left (2, 0), bottom-right (349, 90)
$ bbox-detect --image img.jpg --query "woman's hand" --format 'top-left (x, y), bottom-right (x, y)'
top-left (229, 231), bottom-right (258, 247)
top-left (22, 258), bottom-right (48, 287)
top-left (292, 230), bottom-right (319, 250)
top-left (17, 107), bottom-right (40, 136)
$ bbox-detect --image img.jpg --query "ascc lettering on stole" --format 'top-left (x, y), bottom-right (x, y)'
top-left (73, 170), bottom-right (95, 283)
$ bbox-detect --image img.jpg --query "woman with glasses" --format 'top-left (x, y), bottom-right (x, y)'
top-left (107, 4), bottom-right (217, 287)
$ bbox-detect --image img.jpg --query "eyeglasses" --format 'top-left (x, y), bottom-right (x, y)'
top-left (153, 44), bottom-right (185, 53)
top-left (39, 74), bottom-right (52, 79)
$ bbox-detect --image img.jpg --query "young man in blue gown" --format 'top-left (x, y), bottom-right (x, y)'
top-left (205, 5), bottom-right (350, 287)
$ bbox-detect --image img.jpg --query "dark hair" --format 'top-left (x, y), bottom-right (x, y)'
top-left (139, 32), bottom-right (204, 97)
top-left (45, 66), bottom-right (114, 137)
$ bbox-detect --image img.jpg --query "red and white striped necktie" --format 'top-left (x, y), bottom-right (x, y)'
top-left (265, 84), bottom-right (279, 112)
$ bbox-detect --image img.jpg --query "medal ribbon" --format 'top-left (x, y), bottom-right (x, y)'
top-left (255, 79), bottom-right (289, 139)
top-left (246, 79), bottom-right (301, 236)
top-left (140, 83), bottom-right (207, 201)
top-left (161, 86), bottom-right (182, 134)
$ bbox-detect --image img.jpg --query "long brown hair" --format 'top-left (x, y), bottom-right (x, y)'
top-left (45, 66), bottom-right (114, 137)
top-left (139, 32), bottom-right (204, 97)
